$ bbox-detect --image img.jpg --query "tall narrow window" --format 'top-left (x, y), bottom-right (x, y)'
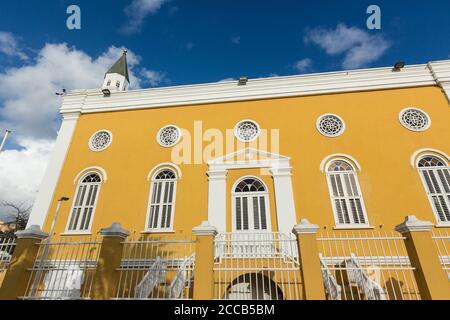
top-left (326, 160), bottom-right (369, 227)
top-left (232, 178), bottom-right (271, 232)
top-left (418, 155), bottom-right (450, 224)
top-left (67, 173), bottom-right (102, 232)
top-left (147, 169), bottom-right (177, 231)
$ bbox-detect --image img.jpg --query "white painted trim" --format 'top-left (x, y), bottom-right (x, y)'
top-left (333, 225), bottom-right (375, 230)
top-left (88, 129), bottom-right (113, 152)
top-left (60, 60), bottom-right (450, 115)
top-left (209, 147), bottom-right (290, 165)
top-left (410, 149), bottom-right (450, 168)
top-left (207, 148), bottom-right (297, 236)
top-left (156, 125), bottom-right (182, 148)
top-left (428, 61), bottom-right (450, 102)
top-left (73, 166), bottom-right (108, 184)
top-left (207, 169), bottom-right (228, 233)
top-left (231, 175), bottom-right (269, 193)
top-left (320, 154), bottom-right (362, 173)
top-left (27, 112), bottom-right (81, 229)
top-left (234, 120), bottom-right (261, 143)
top-left (398, 108), bottom-right (432, 132)
top-left (147, 163), bottom-right (183, 180)
top-left (316, 114), bottom-right (346, 138)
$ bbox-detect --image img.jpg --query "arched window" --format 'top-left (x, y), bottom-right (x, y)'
top-left (232, 177), bottom-right (271, 232)
top-left (106, 80), bottom-right (111, 86)
top-left (116, 81), bottom-right (120, 88)
top-left (146, 169), bottom-right (178, 231)
top-left (66, 173), bottom-right (102, 232)
top-left (417, 155), bottom-right (450, 224)
top-left (326, 160), bottom-right (369, 227)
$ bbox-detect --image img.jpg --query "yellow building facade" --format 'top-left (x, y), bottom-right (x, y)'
top-left (12, 55), bottom-right (450, 300)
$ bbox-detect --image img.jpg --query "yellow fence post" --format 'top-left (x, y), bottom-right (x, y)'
top-left (0, 225), bottom-right (48, 300)
top-left (91, 223), bottom-right (129, 300)
top-left (192, 221), bottom-right (217, 300)
top-left (293, 219), bottom-right (326, 300)
top-left (395, 216), bottom-right (450, 300)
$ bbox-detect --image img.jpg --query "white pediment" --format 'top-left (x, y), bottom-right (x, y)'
top-left (208, 148), bottom-right (291, 171)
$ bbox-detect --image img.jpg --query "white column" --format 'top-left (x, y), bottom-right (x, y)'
top-left (207, 169), bottom-right (228, 234)
top-left (27, 112), bottom-right (80, 228)
top-left (270, 166), bottom-right (297, 236)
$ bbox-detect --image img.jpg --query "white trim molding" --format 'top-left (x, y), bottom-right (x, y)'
top-left (320, 154), bottom-right (362, 173)
top-left (410, 148), bottom-right (450, 168)
top-left (60, 60), bottom-right (450, 116)
top-left (73, 166), bottom-right (108, 184)
top-left (428, 61), bottom-right (450, 102)
top-left (207, 148), bottom-right (297, 236)
top-left (395, 215), bottom-right (434, 233)
top-left (147, 162), bottom-right (182, 181)
top-left (27, 112), bottom-right (81, 229)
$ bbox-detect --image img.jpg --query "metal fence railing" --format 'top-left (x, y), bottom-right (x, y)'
top-left (213, 233), bottom-right (302, 300)
top-left (317, 231), bottom-right (421, 300)
top-left (0, 237), bottom-right (16, 287)
top-left (432, 229), bottom-right (450, 280)
top-left (22, 236), bottom-right (102, 300)
top-left (115, 235), bottom-right (195, 300)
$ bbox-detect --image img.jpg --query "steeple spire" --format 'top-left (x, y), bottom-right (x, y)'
top-left (102, 49), bottom-right (130, 92)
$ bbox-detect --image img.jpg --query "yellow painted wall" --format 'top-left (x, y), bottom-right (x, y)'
top-left (42, 85), bottom-right (450, 236)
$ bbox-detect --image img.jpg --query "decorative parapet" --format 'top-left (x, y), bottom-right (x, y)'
top-left (395, 215), bottom-right (434, 234)
top-left (16, 225), bottom-right (49, 240)
top-left (292, 219), bottom-right (320, 235)
top-left (192, 221), bottom-right (218, 236)
top-left (100, 223), bottom-right (130, 238)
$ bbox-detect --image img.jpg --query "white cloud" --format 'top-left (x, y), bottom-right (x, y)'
top-left (0, 31), bottom-right (28, 60)
top-left (231, 36), bottom-right (241, 45)
top-left (140, 68), bottom-right (168, 86)
top-left (304, 24), bottom-right (390, 69)
top-left (0, 40), bottom-right (168, 207)
top-left (293, 58), bottom-right (313, 73)
top-left (122, 0), bottom-right (169, 34)
top-left (0, 43), bottom-right (164, 141)
top-left (0, 139), bottom-right (54, 217)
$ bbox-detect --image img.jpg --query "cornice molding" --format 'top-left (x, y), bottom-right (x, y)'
top-left (60, 60), bottom-right (450, 115)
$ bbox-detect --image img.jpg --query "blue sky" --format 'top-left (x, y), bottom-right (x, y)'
top-left (0, 0), bottom-right (449, 208)
top-left (1, 1), bottom-right (450, 83)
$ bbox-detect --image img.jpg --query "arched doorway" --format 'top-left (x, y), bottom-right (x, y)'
top-left (224, 273), bottom-right (284, 300)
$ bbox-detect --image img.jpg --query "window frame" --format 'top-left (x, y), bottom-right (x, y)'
top-left (325, 158), bottom-right (371, 229)
top-left (231, 176), bottom-right (272, 233)
top-left (64, 172), bottom-right (103, 235)
top-left (398, 107), bottom-right (432, 132)
top-left (416, 154), bottom-right (450, 226)
top-left (145, 168), bottom-right (179, 233)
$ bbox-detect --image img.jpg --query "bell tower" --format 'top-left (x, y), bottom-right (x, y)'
top-left (102, 49), bottom-right (130, 92)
